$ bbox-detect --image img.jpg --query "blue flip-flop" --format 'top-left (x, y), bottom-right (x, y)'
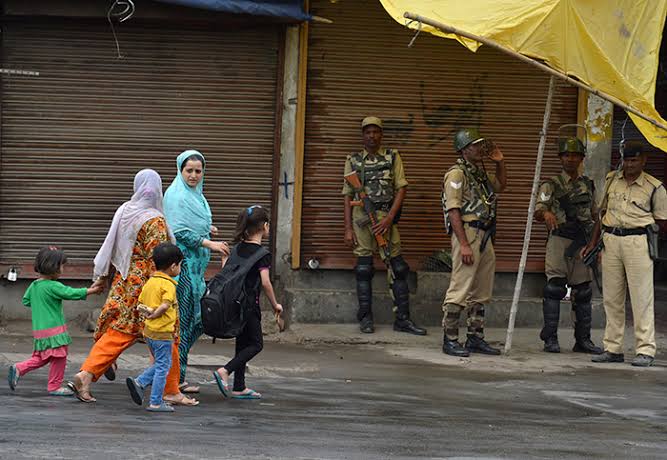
top-left (126, 377), bottom-right (144, 406)
top-left (232, 389), bottom-right (261, 400)
top-left (146, 403), bottom-right (174, 413)
top-left (212, 371), bottom-right (229, 398)
top-left (8, 365), bottom-right (19, 391)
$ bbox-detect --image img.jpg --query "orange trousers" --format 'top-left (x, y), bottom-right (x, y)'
top-left (80, 328), bottom-right (180, 395)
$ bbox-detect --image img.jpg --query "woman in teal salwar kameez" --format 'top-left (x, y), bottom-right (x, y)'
top-left (164, 150), bottom-right (229, 389)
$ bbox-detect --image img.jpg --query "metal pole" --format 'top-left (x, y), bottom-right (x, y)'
top-left (504, 76), bottom-right (556, 354)
top-left (403, 12), bottom-right (667, 132)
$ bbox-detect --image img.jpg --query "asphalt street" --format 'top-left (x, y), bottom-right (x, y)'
top-left (1, 328), bottom-right (666, 459)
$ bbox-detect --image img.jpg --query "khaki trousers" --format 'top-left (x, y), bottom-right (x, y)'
top-left (601, 233), bottom-right (655, 357)
top-left (442, 225), bottom-right (495, 338)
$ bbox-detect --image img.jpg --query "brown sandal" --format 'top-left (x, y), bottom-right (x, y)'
top-left (163, 393), bottom-right (200, 406)
top-left (178, 382), bottom-right (200, 394)
top-left (67, 376), bottom-right (97, 403)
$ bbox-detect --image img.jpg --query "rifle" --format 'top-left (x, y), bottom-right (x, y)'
top-left (582, 237), bottom-right (604, 295)
top-left (344, 171), bottom-right (396, 298)
top-left (344, 171), bottom-right (392, 262)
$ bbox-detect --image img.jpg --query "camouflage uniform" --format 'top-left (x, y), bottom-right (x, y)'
top-left (342, 145), bottom-right (425, 335)
top-left (535, 171), bottom-right (601, 353)
top-left (441, 157), bottom-right (501, 344)
top-left (342, 148), bottom-right (407, 258)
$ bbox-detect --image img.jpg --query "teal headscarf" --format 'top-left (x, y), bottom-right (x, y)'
top-left (164, 150), bottom-right (212, 237)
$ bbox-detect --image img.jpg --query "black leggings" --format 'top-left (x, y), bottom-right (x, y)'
top-left (223, 307), bottom-right (263, 391)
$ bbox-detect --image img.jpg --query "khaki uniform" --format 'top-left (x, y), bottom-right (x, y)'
top-left (342, 148), bottom-right (408, 259)
top-left (599, 170), bottom-right (667, 357)
top-left (441, 158), bottom-right (502, 340)
top-left (535, 172), bottom-right (595, 285)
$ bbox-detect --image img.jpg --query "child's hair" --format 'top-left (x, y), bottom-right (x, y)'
top-left (152, 243), bottom-right (184, 270)
top-left (233, 205), bottom-right (269, 243)
top-left (180, 153), bottom-right (205, 171)
top-left (34, 246), bottom-right (68, 276)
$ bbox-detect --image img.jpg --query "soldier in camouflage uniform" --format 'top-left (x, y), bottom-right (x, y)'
top-left (534, 133), bottom-right (603, 354)
top-left (441, 128), bottom-right (507, 356)
top-left (342, 116), bottom-right (426, 335)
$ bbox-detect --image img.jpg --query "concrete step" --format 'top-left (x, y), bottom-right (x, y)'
top-left (285, 287), bottom-right (604, 328)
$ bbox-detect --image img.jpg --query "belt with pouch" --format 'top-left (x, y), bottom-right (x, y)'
top-left (465, 220), bottom-right (493, 231)
top-left (374, 201), bottom-right (393, 212)
top-left (602, 226), bottom-right (647, 236)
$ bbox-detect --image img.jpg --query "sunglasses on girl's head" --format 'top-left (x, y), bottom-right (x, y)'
top-left (247, 205), bottom-right (262, 216)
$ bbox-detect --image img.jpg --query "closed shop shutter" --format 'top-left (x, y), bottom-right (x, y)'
top-left (0, 18), bottom-right (281, 277)
top-left (300, 0), bottom-right (577, 272)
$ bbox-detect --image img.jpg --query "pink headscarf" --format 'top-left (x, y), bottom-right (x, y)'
top-left (93, 169), bottom-right (174, 280)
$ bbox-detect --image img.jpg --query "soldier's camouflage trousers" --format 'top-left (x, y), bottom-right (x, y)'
top-left (443, 302), bottom-right (485, 341)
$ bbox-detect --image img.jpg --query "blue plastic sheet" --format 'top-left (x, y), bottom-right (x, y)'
top-left (154, 0), bottom-right (310, 21)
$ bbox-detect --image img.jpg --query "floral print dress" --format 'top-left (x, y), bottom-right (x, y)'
top-left (94, 216), bottom-right (173, 341)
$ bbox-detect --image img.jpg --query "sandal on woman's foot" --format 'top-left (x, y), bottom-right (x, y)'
top-left (178, 382), bottom-right (200, 394)
top-left (49, 387), bottom-right (75, 397)
top-left (212, 371), bottom-right (230, 398)
top-left (126, 377), bottom-right (144, 406)
top-left (232, 389), bottom-right (262, 400)
top-left (103, 362), bottom-right (117, 381)
top-left (67, 377), bottom-right (96, 403)
top-left (146, 403), bottom-right (174, 413)
top-left (8, 365), bottom-right (20, 391)
top-left (163, 393), bottom-right (200, 406)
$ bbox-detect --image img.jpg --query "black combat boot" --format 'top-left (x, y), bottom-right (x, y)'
top-left (571, 283), bottom-right (602, 354)
top-left (443, 334), bottom-right (470, 357)
top-left (355, 257), bottom-right (374, 334)
top-left (541, 278), bottom-right (566, 353)
top-left (464, 335), bottom-right (501, 355)
top-left (394, 314), bottom-right (427, 335)
top-left (391, 256), bottom-right (427, 336)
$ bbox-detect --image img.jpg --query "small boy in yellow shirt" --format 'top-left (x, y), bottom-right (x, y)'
top-left (126, 243), bottom-right (183, 412)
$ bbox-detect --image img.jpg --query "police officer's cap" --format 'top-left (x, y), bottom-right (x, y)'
top-left (557, 137), bottom-right (586, 156)
top-left (621, 140), bottom-right (644, 158)
top-left (361, 116), bottom-right (383, 130)
top-left (454, 128), bottom-right (484, 152)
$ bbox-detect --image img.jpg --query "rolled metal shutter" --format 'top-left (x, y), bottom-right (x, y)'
top-left (0, 18), bottom-right (280, 276)
top-left (300, 0), bottom-right (577, 272)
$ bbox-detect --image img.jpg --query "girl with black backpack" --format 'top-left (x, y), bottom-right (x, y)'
top-left (212, 205), bottom-right (283, 399)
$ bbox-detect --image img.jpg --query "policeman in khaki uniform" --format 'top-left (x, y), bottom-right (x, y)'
top-left (342, 116), bottom-right (426, 336)
top-left (584, 141), bottom-right (667, 367)
top-left (534, 134), bottom-right (603, 354)
top-left (441, 128), bottom-right (507, 356)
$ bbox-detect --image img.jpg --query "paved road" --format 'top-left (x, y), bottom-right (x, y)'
top-left (1, 332), bottom-right (666, 459)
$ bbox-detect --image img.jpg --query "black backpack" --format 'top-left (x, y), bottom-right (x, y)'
top-left (201, 245), bottom-right (270, 340)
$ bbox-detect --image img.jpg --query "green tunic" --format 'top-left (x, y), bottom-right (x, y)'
top-left (22, 279), bottom-right (88, 351)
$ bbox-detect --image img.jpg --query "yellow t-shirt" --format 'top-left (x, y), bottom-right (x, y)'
top-left (139, 272), bottom-right (178, 340)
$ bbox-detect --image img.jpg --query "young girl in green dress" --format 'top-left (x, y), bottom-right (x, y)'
top-left (8, 247), bottom-right (102, 395)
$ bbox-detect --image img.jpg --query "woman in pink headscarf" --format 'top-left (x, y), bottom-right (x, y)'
top-left (68, 169), bottom-right (197, 406)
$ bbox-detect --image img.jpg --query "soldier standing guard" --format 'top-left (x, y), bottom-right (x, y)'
top-left (342, 116), bottom-right (426, 335)
top-left (534, 132), bottom-right (603, 354)
top-left (584, 141), bottom-right (667, 367)
top-left (440, 128), bottom-right (507, 356)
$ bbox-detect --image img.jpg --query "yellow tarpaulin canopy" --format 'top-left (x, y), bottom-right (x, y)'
top-left (380, 0), bottom-right (667, 152)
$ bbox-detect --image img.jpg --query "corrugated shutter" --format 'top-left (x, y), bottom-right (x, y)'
top-left (299, 0), bottom-right (577, 272)
top-left (1, 18), bottom-right (280, 276)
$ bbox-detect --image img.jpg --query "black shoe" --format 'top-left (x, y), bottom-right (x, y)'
top-left (125, 377), bottom-right (144, 406)
top-left (543, 336), bottom-right (560, 353)
top-left (443, 338), bottom-right (470, 357)
top-left (465, 336), bottom-right (501, 355)
top-left (103, 362), bottom-right (117, 381)
top-left (631, 354), bottom-right (654, 367)
top-left (359, 317), bottom-right (374, 334)
top-left (393, 318), bottom-right (427, 336)
top-left (591, 351), bottom-right (624, 363)
top-left (573, 339), bottom-right (603, 354)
